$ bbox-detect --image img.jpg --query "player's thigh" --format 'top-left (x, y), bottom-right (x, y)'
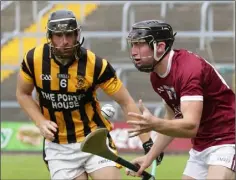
top-left (44, 140), bottom-right (89, 180)
top-left (52, 169), bottom-right (88, 180)
top-left (182, 149), bottom-right (208, 180)
top-left (182, 161), bottom-right (206, 180)
top-left (182, 174), bottom-right (195, 180)
top-left (182, 175), bottom-right (196, 180)
top-left (74, 172), bottom-right (89, 180)
top-left (207, 165), bottom-right (235, 180)
top-left (89, 166), bottom-right (121, 180)
top-left (85, 154), bottom-right (121, 180)
top-left (207, 144), bottom-right (235, 179)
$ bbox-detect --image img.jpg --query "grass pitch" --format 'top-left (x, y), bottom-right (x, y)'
top-left (1, 153), bottom-right (188, 179)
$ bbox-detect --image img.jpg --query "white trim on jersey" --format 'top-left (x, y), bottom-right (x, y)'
top-left (181, 95), bottom-right (203, 101)
top-left (159, 50), bottom-right (175, 78)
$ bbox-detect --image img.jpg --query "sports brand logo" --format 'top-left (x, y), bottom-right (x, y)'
top-left (57, 73), bottom-right (70, 79)
top-left (217, 156), bottom-right (231, 163)
top-left (98, 159), bottom-right (111, 164)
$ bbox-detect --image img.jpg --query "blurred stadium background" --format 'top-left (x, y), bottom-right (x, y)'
top-left (1, 1), bottom-right (235, 179)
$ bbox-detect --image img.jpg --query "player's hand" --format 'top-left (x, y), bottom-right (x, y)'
top-left (36, 120), bottom-right (58, 141)
top-left (126, 155), bottom-right (152, 177)
top-left (127, 99), bottom-right (157, 137)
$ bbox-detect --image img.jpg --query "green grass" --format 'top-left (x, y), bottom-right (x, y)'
top-left (1, 153), bottom-right (188, 179)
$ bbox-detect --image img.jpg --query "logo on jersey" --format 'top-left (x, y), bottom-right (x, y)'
top-left (163, 85), bottom-right (177, 100)
top-left (40, 74), bottom-right (53, 80)
top-left (57, 73), bottom-right (70, 79)
top-left (76, 75), bottom-right (90, 91)
top-left (158, 85), bottom-right (177, 100)
top-left (157, 87), bottom-right (165, 93)
top-left (172, 105), bottom-right (183, 118)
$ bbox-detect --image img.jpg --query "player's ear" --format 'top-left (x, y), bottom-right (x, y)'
top-left (155, 41), bottom-right (165, 55)
top-left (156, 42), bottom-right (166, 52)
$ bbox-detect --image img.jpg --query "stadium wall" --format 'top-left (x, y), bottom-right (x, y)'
top-left (1, 121), bottom-right (192, 153)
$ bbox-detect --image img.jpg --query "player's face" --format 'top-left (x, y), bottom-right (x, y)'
top-left (129, 41), bottom-right (154, 68)
top-left (51, 32), bottom-right (77, 56)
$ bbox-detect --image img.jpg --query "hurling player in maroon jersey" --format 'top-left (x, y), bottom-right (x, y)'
top-left (125, 20), bottom-right (235, 180)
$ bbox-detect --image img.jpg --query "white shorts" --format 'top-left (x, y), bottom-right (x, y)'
top-left (44, 139), bottom-right (119, 180)
top-left (183, 144), bottom-right (235, 179)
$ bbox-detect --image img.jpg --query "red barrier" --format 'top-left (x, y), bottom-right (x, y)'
top-left (110, 122), bottom-right (192, 153)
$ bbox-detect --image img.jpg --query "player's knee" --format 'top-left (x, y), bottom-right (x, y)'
top-left (207, 165), bottom-right (235, 180)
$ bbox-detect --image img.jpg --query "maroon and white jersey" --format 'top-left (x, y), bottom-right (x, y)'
top-left (150, 49), bottom-right (235, 151)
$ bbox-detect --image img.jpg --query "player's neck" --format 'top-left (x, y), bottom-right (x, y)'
top-left (54, 55), bottom-right (75, 66)
top-left (153, 52), bottom-right (170, 76)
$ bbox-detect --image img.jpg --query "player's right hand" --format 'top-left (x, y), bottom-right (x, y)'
top-left (36, 120), bottom-right (58, 141)
top-left (126, 155), bottom-right (151, 178)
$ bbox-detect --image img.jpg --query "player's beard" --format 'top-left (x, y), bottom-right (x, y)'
top-left (55, 55), bottom-right (73, 66)
top-left (135, 57), bottom-right (156, 73)
top-left (50, 38), bottom-right (80, 66)
top-left (52, 46), bottom-right (77, 66)
top-left (132, 51), bottom-right (157, 73)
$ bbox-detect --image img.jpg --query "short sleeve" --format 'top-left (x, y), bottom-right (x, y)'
top-left (97, 60), bottom-right (122, 95)
top-left (179, 53), bottom-right (203, 102)
top-left (19, 52), bottom-right (33, 83)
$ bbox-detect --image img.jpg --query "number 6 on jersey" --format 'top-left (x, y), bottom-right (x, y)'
top-left (60, 79), bottom-right (67, 88)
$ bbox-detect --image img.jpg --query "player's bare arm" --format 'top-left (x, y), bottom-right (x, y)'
top-left (127, 102), bottom-right (176, 177)
top-left (109, 84), bottom-right (150, 143)
top-left (147, 103), bottom-right (175, 159)
top-left (16, 73), bottom-right (58, 140)
top-left (153, 100), bottom-right (202, 137)
top-left (128, 99), bottom-right (203, 138)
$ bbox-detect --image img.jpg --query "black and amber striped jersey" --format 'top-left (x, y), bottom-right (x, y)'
top-left (20, 43), bottom-right (122, 144)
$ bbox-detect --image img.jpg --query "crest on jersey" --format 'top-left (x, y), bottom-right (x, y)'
top-left (76, 75), bottom-right (90, 91)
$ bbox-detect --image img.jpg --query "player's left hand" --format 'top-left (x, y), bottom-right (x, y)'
top-left (127, 99), bottom-right (157, 137)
